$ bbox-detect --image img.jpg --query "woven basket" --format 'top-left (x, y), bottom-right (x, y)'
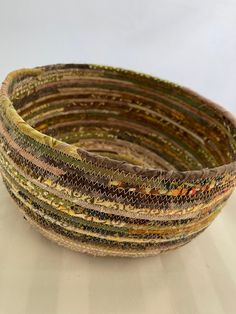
top-left (0, 64), bottom-right (235, 257)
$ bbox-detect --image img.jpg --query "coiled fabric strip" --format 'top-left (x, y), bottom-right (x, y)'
top-left (0, 64), bottom-right (235, 257)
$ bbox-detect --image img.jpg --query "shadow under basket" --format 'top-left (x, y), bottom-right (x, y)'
top-left (0, 63), bottom-right (236, 257)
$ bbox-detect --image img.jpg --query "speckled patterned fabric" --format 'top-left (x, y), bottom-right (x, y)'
top-left (0, 63), bottom-right (235, 257)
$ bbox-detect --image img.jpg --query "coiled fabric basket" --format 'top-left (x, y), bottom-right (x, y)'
top-left (0, 64), bottom-right (236, 257)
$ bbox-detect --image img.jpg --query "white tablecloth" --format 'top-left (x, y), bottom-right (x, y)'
top-left (0, 178), bottom-right (236, 314)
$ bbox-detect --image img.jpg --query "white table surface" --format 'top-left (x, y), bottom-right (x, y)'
top-left (0, 178), bottom-right (236, 314)
top-left (1, 1), bottom-right (236, 313)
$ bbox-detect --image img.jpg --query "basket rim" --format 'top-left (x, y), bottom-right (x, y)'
top-left (0, 63), bottom-right (236, 180)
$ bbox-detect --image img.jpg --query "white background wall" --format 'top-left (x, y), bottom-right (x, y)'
top-left (0, 0), bottom-right (235, 114)
top-left (0, 2), bottom-right (236, 314)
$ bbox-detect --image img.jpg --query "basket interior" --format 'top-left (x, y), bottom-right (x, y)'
top-left (8, 64), bottom-right (236, 172)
